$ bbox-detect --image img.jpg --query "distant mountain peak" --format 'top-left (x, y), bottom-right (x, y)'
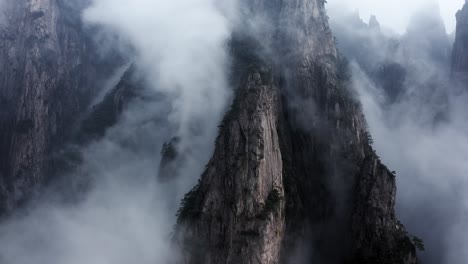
top-left (452, 0), bottom-right (468, 88)
top-left (369, 15), bottom-right (380, 30)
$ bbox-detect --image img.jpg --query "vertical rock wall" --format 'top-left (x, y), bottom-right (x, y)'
top-left (176, 0), bottom-right (417, 263)
top-left (0, 0), bottom-right (107, 213)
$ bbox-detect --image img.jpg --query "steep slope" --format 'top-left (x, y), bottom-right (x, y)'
top-left (452, 0), bottom-right (468, 88)
top-left (176, 65), bottom-right (284, 263)
top-left (0, 0), bottom-right (116, 214)
top-left (176, 1), bottom-right (417, 263)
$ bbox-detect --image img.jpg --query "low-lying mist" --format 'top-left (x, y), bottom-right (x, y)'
top-left (0, 0), bottom-right (234, 263)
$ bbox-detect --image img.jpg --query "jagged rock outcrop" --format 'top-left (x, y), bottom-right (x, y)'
top-left (158, 136), bottom-right (186, 182)
top-left (452, 0), bottom-right (468, 88)
top-left (0, 0), bottom-right (117, 214)
top-left (375, 63), bottom-right (407, 103)
top-left (176, 67), bottom-right (285, 264)
top-left (176, 1), bottom-right (417, 263)
top-left (368, 15), bottom-right (380, 31)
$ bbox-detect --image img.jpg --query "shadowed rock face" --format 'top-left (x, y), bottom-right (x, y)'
top-left (176, 0), bottom-right (417, 263)
top-left (158, 137), bottom-right (181, 182)
top-left (0, 0), bottom-right (117, 214)
top-left (452, 0), bottom-right (468, 88)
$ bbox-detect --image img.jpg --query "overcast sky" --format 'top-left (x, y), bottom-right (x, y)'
top-left (328, 0), bottom-right (465, 33)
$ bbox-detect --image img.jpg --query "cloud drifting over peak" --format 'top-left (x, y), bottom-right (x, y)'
top-left (83, 0), bottom-right (233, 147)
top-left (328, 0), bottom-right (464, 33)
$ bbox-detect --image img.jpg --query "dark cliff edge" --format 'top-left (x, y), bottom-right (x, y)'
top-left (175, 0), bottom-right (417, 263)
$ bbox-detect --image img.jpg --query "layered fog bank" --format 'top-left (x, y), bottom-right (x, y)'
top-left (329, 4), bottom-right (468, 263)
top-left (0, 0), bottom-right (233, 263)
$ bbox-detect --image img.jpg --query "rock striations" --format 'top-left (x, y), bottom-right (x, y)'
top-left (175, 0), bottom-right (417, 263)
top-left (0, 0), bottom-right (114, 214)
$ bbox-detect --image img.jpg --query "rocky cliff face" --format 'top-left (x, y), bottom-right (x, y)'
top-left (176, 1), bottom-right (417, 263)
top-left (0, 0), bottom-right (115, 214)
top-left (452, 0), bottom-right (468, 88)
top-left (176, 67), bottom-right (285, 263)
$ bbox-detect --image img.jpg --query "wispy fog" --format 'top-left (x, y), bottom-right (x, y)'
top-left (0, 0), bottom-right (234, 263)
top-left (329, 4), bottom-right (468, 263)
top-left (328, 0), bottom-right (464, 33)
top-left (83, 0), bottom-right (233, 155)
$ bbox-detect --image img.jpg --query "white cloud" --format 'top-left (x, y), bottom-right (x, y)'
top-left (328, 0), bottom-right (465, 33)
top-left (83, 0), bottom-right (232, 147)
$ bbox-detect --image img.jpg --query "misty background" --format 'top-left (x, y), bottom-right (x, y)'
top-left (0, 0), bottom-right (466, 264)
top-left (329, 0), bottom-right (464, 33)
top-left (328, 1), bottom-right (468, 263)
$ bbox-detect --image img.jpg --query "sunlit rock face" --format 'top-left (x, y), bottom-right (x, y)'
top-left (175, 1), bottom-right (417, 263)
top-left (452, 0), bottom-right (468, 89)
